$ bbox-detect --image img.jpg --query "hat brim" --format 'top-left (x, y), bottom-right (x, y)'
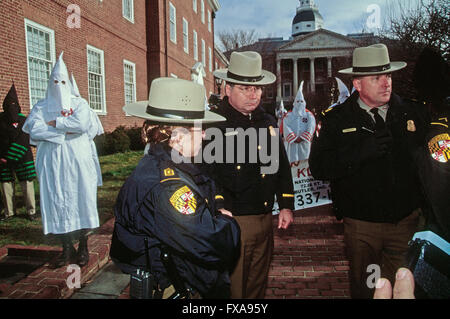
top-left (339, 62), bottom-right (407, 76)
top-left (213, 69), bottom-right (276, 85)
top-left (123, 101), bottom-right (226, 124)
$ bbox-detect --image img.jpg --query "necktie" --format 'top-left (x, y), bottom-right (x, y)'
top-left (370, 107), bottom-right (385, 130)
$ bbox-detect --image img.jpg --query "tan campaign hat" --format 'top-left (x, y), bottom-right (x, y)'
top-left (213, 51), bottom-right (276, 86)
top-left (339, 43), bottom-right (407, 76)
top-left (123, 77), bottom-right (226, 124)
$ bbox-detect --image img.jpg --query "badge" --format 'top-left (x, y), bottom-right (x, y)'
top-left (342, 128), bottom-right (357, 133)
top-left (407, 120), bottom-right (416, 132)
top-left (61, 108), bottom-right (74, 117)
top-left (12, 122), bottom-right (18, 128)
top-left (164, 168), bottom-right (175, 176)
top-left (169, 186), bottom-right (197, 215)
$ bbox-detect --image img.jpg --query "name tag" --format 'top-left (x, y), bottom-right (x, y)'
top-left (342, 128), bottom-right (357, 133)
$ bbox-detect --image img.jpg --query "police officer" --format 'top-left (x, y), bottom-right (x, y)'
top-left (208, 51), bottom-right (294, 299)
top-left (110, 78), bottom-right (240, 299)
top-left (309, 44), bottom-right (428, 298)
top-left (412, 47), bottom-right (450, 242)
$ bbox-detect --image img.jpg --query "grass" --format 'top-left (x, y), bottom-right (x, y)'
top-left (0, 150), bottom-right (143, 248)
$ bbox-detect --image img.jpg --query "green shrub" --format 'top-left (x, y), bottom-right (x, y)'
top-left (125, 126), bottom-right (145, 151)
top-left (94, 125), bottom-right (144, 155)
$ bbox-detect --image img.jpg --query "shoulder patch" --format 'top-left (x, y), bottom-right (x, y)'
top-left (169, 185), bottom-right (197, 215)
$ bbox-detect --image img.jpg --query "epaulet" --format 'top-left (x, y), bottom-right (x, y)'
top-left (321, 105), bottom-right (337, 117)
top-left (408, 98), bottom-right (427, 106)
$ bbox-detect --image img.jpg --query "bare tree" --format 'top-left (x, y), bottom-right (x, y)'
top-left (381, 0), bottom-right (449, 57)
top-left (375, 0), bottom-right (449, 98)
top-left (216, 28), bottom-right (259, 52)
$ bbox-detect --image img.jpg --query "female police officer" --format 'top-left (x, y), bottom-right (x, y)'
top-left (110, 78), bottom-right (240, 299)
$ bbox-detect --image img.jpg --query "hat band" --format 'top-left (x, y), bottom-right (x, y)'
top-left (146, 105), bottom-right (204, 120)
top-left (352, 63), bottom-right (391, 73)
top-left (227, 71), bottom-right (265, 83)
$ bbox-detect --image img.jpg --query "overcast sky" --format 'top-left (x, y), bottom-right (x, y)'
top-left (215, 0), bottom-right (391, 40)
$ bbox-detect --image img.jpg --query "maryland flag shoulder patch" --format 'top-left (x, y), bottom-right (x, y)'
top-left (169, 185), bottom-right (197, 215)
top-left (428, 133), bottom-right (450, 163)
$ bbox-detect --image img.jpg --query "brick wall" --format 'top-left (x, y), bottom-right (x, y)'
top-left (1, 0), bottom-right (222, 133)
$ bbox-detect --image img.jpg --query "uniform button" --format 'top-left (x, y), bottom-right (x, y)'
top-left (205, 198), bottom-right (209, 204)
top-left (237, 165), bottom-right (241, 170)
top-left (261, 174), bottom-right (266, 178)
top-left (264, 202), bottom-right (268, 206)
top-left (258, 145), bottom-right (262, 150)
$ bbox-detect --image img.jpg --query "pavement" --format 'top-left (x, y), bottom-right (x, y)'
top-left (0, 204), bottom-right (350, 299)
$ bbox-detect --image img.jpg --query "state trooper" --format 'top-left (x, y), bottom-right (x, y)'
top-left (206, 51), bottom-right (295, 299)
top-left (110, 77), bottom-right (241, 299)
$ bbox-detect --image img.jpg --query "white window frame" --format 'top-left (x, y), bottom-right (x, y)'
top-left (193, 0), bottom-right (197, 13)
top-left (193, 30), bottom-right (198, 61)
top-left (182, 18), bottom-right (189, 54)
top-left (201, 39), bottom-right (206, 68)
top-left (24, 19), bottom-right (56, 109)
top-left (201, 0), bottom-right (205, 24)
top-left (122, 0), bottom-right (134, 23)
top-left (123, 60), bottom-right (136, 106)
top-left (87, 45), bottom-right (107, 114)
top-left (282, 82), bottom-right (292, 98)
top-left (169, 2), bottom-right (177, 44)
top-left (208, 46), bottom-right (212, 72)
top-left (208, 9), bottom-right (211, 32)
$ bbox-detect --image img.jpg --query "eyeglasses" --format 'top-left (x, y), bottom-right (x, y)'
top-left (233, 85), bottom-right (263, 96)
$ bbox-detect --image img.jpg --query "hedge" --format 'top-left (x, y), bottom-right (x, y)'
top-left (94, 125), bottom-right (145, 156)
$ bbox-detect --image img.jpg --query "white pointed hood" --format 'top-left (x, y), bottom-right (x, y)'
top-left (292, 81), bottom-right (306, 117)
top-left (70, 72), bottom-right (81, 97)
top-left (46, 52), bottom-right (72, 113)
top-left (275, 100), bottom-right (287, 120)
top-left (335, 77), bottom-right (350, 105)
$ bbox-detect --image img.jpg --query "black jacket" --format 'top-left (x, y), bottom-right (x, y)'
top-left (202, 97), bottom-right (294, 215)
top-left (413, 99), bottom-right (450, 241)
top-left (309, 92), bottom-right (427, 222)
top-left (110, 144), bottom-right (240, 298)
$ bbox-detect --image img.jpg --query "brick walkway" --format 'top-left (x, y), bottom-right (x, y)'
top-left (267, 204), bottom-right (350, 299)
top-left (0, 204), bottom-right (350, 299)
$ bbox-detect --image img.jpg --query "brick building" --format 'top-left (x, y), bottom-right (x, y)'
top-left (0, 0), bottom-right (225, 132)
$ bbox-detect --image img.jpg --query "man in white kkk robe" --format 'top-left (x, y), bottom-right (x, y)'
top-left (23, 53), bottom-right (99, 267)
top-left (282, 81), bottom-right (316, 163)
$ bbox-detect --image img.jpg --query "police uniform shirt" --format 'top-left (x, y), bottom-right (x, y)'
top-left (357, 97), bottom-right (389, 122)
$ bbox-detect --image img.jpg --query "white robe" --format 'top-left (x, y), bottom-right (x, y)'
top-left (23, 97), bottom-right (99, 234)
top-left (283, 110), bottom-right (316, 163)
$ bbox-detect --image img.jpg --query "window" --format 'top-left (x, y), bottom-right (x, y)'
top-left (193, 0), bottom-right (197, 13)
top-left (169, 2), bottom-right (176, 44)
top-left (208, 47), bottom-right (212, 72)
top-left (201, 0), bottom-right (205, 24)
top-left (201, 39), bottom-right (205, 68)
top-left (282, 83), bottom-right (292, 98)
top-left (87, 45), bottom-right (106, 113)
top-left (123, 60), bottom-right (136, 105)
top-left (122, 0), bottom-right (134, 23)
top-left (24, 19), bottom-right (55, 108)
top-left (208, 10), bottom-right (211, 32)
top-left (183, 18), bottom-right (189, 54)
top-left (193, 30), bottom-right (198, 61)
